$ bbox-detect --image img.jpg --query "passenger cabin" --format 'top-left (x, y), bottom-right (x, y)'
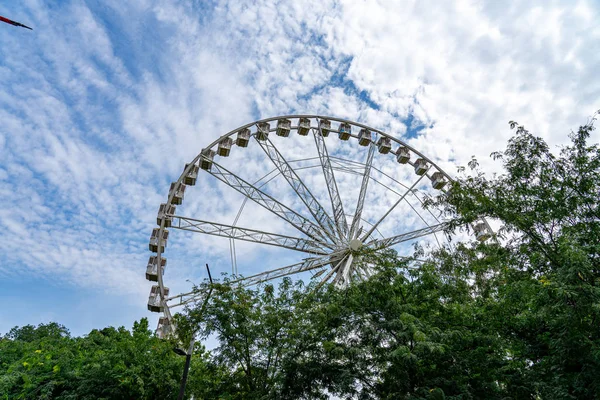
top-left (146, 256), bottom-right (166, 282)
top-left (200, 149), bottom-right (216, 170)
top-left (157, 203), bottom-right (176, 227)
top-left (149, 228), bottom-right (169, 253)
top-left (319, 119), bottom-right (331, 136)
top-left (236, 128), bottom-right (251, 147)
top-left (414, 158), bottom-right (428, 175)
top-left (157, 317), bottom-right (172, 339)
top-left (276, 119), bottom-right (291, 137)
top-left (396, 146), bottom-right (410, 164)
top-left (474, 222), bottom-right (491, 242)
top-left (377, 136), bottom-right (392, 154)
top-left (183, 163), bottom-right (199, 186)
top-left (338, 122), bottom-right (351, 140)
top-left (358, 129), bottom-right (371, 146)
top-left (431, 172), bottom-right (446, 189)
top-left (169, 182), bottom-right (186, 205)
top-left (217, 137), bottom-right (233, 157)
top-left (298, 117), bottom-right (311, 136)
top-left (256, 122), bottom-right (270, 141)
top-left (147, 285), bottom-right (169, 312)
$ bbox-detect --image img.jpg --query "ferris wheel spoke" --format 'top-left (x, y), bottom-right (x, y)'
top-left (204, 159), bottom-right (333, 245)
top-left (333, 253), bottom-right (354, 285)
top-left (166, 252), bottom-right (346, 307)
top-left (230, 251), bottom-right (345, 286)
top-left (316, 254), bottom-right (349, 288)
top-left (313, 126), bottom-right (348, 239)
top-left (349, 143), bottom-right (375, 240)
top-left (360, 172), bottom-right (428, 242)
top-left (255, 137), bottom-right (340, 244)
top-left (170, 215), bottom-right (330, 254)
top-left (366, 222), bottom-right (449, 249)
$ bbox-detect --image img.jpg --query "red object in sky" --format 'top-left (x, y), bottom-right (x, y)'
top-left (0, 15), bottom-right (32, 30)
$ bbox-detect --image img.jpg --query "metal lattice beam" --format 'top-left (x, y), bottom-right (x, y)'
top-left (255, 137), bottom-right (341, 244)
top-left (366, 222), bottom-right (448, 249)
top-left (167, 252), bottom-right (346, 307)
top-left (313, 127), bottom-right (348, 239)
top-left (171, 215), bottom-right (329, 255)
top-left (349, 143), bottom-right (375, 240)
top-left (205, 158), bottom-right (333, 246)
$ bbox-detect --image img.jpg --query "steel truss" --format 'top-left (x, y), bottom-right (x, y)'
top-left (313, 126), bottom-right (349, 239)
top-left (167, 251), bottom-right (346, 307)
top-left (171, 215), bottom-right (329, 255)
top-left (349, 143), bottom-right (375, 240)
top-left (367, 222), bottom-right (449, 249)
top-left (205, 158), bottom-right (333, 246)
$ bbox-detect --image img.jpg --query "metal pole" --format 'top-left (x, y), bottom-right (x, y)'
top-left (176, 264), bottom-right (214, 400)
top-left (177, 337), bottom-right (195, 400)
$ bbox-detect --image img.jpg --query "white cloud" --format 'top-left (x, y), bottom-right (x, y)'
top-left (1, 0), bottom-right (598, 333)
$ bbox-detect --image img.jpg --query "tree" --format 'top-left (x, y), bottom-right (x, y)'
top-left (428, 113), bottom-right (600, 399)
top-left (183, 278), bottom-right (335, 399)
top-left (185, 250), bottom-right (517, 399)
top-left (0, 318), bottom-right (216, 399)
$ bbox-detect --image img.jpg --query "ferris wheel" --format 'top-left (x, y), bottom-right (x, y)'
top-left (145, 115), bottom-right (492, 337)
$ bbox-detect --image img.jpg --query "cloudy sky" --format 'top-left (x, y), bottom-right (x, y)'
top-left (1, 0), bottom-right (598, 337)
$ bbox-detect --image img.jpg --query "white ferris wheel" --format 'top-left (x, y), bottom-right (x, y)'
top-left (145, 115), bottom-right (492, 337)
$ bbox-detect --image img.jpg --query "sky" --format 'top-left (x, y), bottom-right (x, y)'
top-left (1, 0), bottom-right (599, 337)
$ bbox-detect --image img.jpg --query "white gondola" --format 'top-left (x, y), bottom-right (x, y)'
top-left (149, 228), bottom-right (169, 253)
top-left (319, 119), bottom-right (331, 137)
top-left (431, 172), bottom-right (446, 189)
top-left (474, 222), bottom-right (491, 242)
top-left (298, 117), bottom-right (311, 136)
top-left (156, 317), bottom-right (172, 339)
top-left (147, 285), bottom-right (169, 312)
top-left (200, 148), bottom-right (216, 170)
top-left (338, 122), bottom-right (351, 140)
top-left (183, 163), bottom-right (199, 186)
top-left (358, 129), bottom-right (371, 146)
top-left (256, 122), bottom-right (270, 141)
top-left (146, 256), bottom-right (166, 282)
top-left (276, 118), bottom-right (291, 137)
top-left (157, 203), bottom-right (176, 227)
top-left (377, 136), bottom-right (392, 154)
top-left (396, 146), bottom-right (410, 164)
top-left (217, 137), bottom-right (233, 157)
top-left (169, 182), bottom-right (186, 205)
top-left (414, 158), bottom-right (428, 175)
top-left (236, 128), bottom-right (251, 147)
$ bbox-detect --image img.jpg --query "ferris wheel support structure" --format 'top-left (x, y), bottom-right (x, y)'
top-left (145, 115), bottom-right (493, 337)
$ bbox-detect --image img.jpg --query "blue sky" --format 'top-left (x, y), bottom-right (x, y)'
top-left (1, 0), bottom-right (599, 337)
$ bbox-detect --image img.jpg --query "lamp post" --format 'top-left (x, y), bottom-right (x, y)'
top-left (173, 264), bottom-right (213, 400)
top-left (174, 338), bottom-right (196, 400)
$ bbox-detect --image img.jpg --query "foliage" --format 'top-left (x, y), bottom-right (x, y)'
top-left (0, 318), bottom-right (215, 400)
top-left (426, 114), bottom-right (600, 399)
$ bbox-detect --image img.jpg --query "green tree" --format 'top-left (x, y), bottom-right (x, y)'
top-left (185, 250), bottom-right (516, 399)
top-left (0, 318), bottom-right (216, 399)
top-left (428, 114), bottom-right (600, 399)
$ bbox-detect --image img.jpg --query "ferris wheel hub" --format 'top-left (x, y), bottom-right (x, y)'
top-left (349, 238), bottom-right (363, 251)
